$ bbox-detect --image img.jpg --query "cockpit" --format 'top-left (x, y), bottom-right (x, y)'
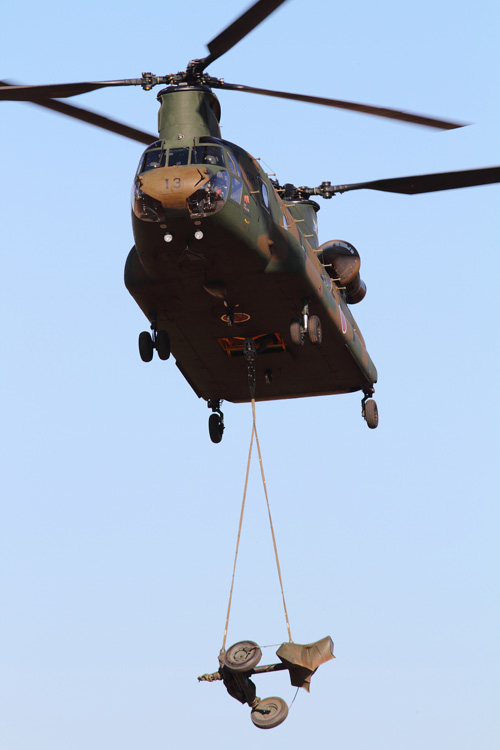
top-left (136, 143), bottom-right (227, 175)
top-left (133, 141), bottom-right (245, 223)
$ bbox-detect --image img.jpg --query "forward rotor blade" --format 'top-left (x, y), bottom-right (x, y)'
top-left (0, 78), bottom-right (145, 101)
top-left (203, 0), bottom-right (288, 67)
top-left (212, 81), bottom-right (467, 130)
top-left (332, 166), bottom-right (500, 195)
top-left (0, 80), bottom-right (157, 144)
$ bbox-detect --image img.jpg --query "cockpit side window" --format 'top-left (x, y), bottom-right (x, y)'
top-left (192, 145), bottom-right (225, 167)
top-left (230, 179), bottom-right (243, 204)
top-left (226, 151), bottom-right (242, 177)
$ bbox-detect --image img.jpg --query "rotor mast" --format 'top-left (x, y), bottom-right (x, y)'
top-left (157, 85), bottom-right (222, 143)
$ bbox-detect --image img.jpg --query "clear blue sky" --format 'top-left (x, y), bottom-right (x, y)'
top-left (1, 1), bottom-right (498, 748)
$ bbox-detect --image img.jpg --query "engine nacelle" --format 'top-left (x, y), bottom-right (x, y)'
top-left (316, 239), bottom-right (366, 304)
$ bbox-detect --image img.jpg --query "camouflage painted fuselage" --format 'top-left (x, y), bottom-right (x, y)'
top-left (125, 86), bottom-right (377, 403)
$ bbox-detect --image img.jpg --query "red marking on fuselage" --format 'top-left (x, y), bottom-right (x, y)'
top-left (221, 312), bottom-right (251, 324)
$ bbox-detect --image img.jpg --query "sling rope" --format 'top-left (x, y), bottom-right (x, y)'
top-left (222, 399), bottom-right (292, 652)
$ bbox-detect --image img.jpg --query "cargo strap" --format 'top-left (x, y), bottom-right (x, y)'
top-left (243, 337), bottom-right (257, 398)
top-left (222, 399), bottom-right (292, 651)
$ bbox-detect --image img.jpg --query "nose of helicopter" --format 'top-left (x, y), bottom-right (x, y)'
top-left (137, 165), bottom-right (212, 209)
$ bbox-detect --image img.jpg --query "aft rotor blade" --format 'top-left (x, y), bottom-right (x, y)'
top-left (332, 166), bottom-right (500, 195)
top-left (0, 78), bottom-right (146, 101)
top-left (203, 0), bottom-right (288, 67)
top-left (213, 81), bottom-right (467, 130)
top-left (0, 80), bottom-right (156, 144)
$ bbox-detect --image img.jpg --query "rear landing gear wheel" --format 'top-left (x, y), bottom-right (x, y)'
top-left (155, 330), bottom-right (170, 360)
top-left (209, 412), bottom-right (224, 443)
top-left (138, 331), bottom-right (154, 362)
top-left (364, 399), bottom-right (379, 429)
top-left (224, 641), bottom-right (262, 672)
top-left (290, 319), bottom-right (305, 346)
top-left (308, 315), bottom-right (322, 345)
top-left (250, 697), bottom-right (289, 729)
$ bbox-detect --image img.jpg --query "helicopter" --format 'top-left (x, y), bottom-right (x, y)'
top-left (3, 0), bottom-right (499, 445)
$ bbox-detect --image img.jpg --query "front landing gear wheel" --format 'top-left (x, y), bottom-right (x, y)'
top-left (208, 413), bottom-right (224, 443)
top-left (308, 315), bottom-right (322, 345)
top-left (224, 641), bottom-right (262, 672)
top-left (364, 399), bottom-right (379, 429)
top-left (290, 319), bottom-right (305, 346)
top-left (138, 331), bottom-right (154, 362)
top-left (250, 697), bottom-right (289, 729)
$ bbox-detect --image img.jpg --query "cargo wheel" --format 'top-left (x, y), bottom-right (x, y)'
top-left (251, 697), bottom-right (289, 729)
top-left (224, 641), bottom-right (262, 672)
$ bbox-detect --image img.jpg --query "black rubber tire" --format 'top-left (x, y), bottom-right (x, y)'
top-left (155, 329), bottom-right (171, 360)
top-left (365, 399), bottom-right (379, 429)
top-left (308, 315), bottom-right (322, 345)
top-left (290, 319), bottom-right (304, 346)
top-left (251, 697), bottom-right (289, 729)
top-left (138, 331), bottom-right (154, 362)
top-left (208, 413), bottom-right (224, 443)
top-left (224, 641), bottom-right (262, 672)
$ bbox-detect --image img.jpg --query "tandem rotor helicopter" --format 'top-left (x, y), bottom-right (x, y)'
top-left (3, 0), bottom-right (499, 444)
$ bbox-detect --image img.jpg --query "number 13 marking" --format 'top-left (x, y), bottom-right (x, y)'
top-left (165, 178), bottom-right (181, 190)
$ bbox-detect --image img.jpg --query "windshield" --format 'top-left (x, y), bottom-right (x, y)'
top-left (191, 145), bottom-right (225, 167)
top-left (137, 144), bottom-right (228, 174)
top-left (139, 149), bottom-right (166, 173)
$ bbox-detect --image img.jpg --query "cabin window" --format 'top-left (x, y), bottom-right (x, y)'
top-left (312, 211), bottom-right (318, 234)
top-left (168, 147), bottom-right (189, 166)
top-left (260, 180), bottom-right (270, 211)
top-left (230, 178), bottom-right (243, 204)
top-left (192, 145), bottom-right (225, 167)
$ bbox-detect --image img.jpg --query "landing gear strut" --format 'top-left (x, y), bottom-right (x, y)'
top-left (361, 388), bottom-right (379, 429)
top-left (290, 301), bottom-right (322, 346)
top-left (208, 399), bottom-right (225, 443)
